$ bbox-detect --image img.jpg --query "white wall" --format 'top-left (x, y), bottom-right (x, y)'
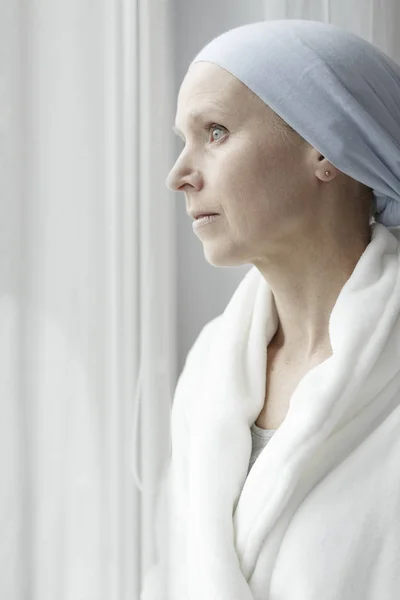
top-left (170, 1), bottom-right (265, 373)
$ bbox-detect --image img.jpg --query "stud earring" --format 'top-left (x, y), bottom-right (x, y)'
top-left (325, 170), bottom-right (331, 176)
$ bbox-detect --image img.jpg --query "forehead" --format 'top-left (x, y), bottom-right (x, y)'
top-left (173, 63), bottom-right (244, 134)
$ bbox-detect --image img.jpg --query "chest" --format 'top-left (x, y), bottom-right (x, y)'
top-left (256, 348), bottom-right (330, 429)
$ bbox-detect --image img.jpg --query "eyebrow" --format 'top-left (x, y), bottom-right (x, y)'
top-left (172, 105), bottom-right (229, 137)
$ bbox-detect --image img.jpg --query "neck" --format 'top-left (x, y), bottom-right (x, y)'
top-left (257, 227), bottom-right (371, 361)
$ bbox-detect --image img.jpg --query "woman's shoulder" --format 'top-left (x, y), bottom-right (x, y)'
top-left (184, 314), bottom-right (223, 369)
top-left (172, 314), bottom-right (223, 420)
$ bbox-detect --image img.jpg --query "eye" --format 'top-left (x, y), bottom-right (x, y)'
top-left (176, 123), bottom-right (227, 148)
top-left (206, 123), bottom-right (227, 144)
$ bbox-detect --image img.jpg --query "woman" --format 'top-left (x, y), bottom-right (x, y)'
top-left (141, 19), bottom-right (400, 600)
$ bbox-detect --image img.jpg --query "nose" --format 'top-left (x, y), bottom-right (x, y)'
top-left (165, 143), bottom-right (204, 192)
top-left (165, 166), bottom-right (201, 193)
top-left (165, 159), bottom-right (191, 192)
top-left (165, 169), bottom-right (178, 192)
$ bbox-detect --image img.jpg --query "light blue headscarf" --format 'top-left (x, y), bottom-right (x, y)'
top-left (190, 19), bottom-right (400, 227)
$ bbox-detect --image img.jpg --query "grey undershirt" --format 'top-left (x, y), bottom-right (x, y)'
top-left (247, 422), bottom-right (277, 475)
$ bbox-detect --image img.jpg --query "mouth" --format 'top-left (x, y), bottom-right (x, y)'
top-left (192, 212), bottom-right (220, 220)
top-left (192, 213), bottom-right (221, 229)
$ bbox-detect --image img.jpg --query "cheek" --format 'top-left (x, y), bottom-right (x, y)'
top-left (223, 150), bottom-right (264, 189)
top-left (218, 143), bottom-right (287, 206)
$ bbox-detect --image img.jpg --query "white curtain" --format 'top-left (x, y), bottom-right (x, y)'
top-left (1, 0), bottom-right (399, 599)
top-left (0, 0), bottom-right (175, 599)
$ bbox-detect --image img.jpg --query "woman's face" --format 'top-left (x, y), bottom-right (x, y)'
top-left (166, 62), bottom-right (322, 267)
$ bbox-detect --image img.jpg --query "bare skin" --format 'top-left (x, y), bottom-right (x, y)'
top-left (166, 61), bottom-right (373, 428)
top-left (256, 341), bottom-right (333, 429)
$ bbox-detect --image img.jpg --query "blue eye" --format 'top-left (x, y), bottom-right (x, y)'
top-left (207, 123), bottom-right (227, 144)
top-left (176, 123), bottom-right (227, 148)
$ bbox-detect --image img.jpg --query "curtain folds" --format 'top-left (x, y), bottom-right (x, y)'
top-left (0, 0), bottom-right (175, 598)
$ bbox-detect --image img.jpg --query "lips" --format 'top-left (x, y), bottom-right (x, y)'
top-left (192, 212), bottom-right (219, 220)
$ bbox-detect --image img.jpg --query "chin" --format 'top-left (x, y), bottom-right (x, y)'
top-left (203, 248), bottom-right (251, 268)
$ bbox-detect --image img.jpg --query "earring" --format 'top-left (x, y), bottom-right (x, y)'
top-left (325, 170), bottom-right (331, 176)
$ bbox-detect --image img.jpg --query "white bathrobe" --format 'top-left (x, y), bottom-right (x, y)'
top-left (141, 222), bottom-right (400, 600)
